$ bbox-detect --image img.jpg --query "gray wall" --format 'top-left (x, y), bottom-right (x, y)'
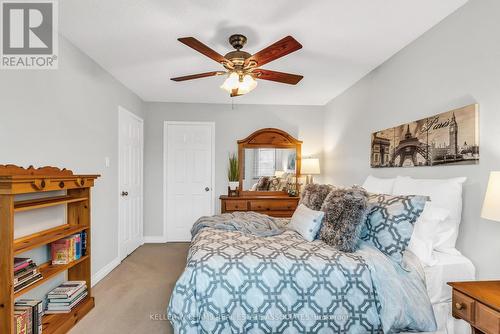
top-left (0, 36), bottom-right (144, 278)
top-left (143, 102), bottom-right (325, 237)
top-left (322, 0), bottom-right (500, 279)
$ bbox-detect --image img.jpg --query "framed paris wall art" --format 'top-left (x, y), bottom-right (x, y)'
top-left (370, 104), bottom-right (479, 168)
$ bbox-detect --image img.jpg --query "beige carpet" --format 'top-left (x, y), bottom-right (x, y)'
top-left (70, 243), bottom-right (190, 334)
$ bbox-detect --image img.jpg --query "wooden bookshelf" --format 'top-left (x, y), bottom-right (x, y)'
top-left (0, 165), bottom-right (99, 334)
top-left (14, 224), bottom-right (89, 255)
top-left (14, 256), bottom-right (90, 298)
top-left (14, 195), bottom-right (88, 212)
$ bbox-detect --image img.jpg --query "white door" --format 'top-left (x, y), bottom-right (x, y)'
top-left (118, 107), bottom-right (144, 260)
top-left (165, 122), bottom-right (215, 242)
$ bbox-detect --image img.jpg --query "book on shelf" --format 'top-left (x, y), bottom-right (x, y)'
top-left (14, 266), bottom-right (38, 286)
top-left (48, 285), bottom-right (86, 303)
top-left (14, 299), bottom-right (43, 334)
top-left (50, 233), bottom-right (84, 265)
top-left (14, 258), bottom-right (33, 272)
top-left (15, 262), bottom-right (37, 278)
top-left (46, 290), bottom-right (88, 313)
top-left (81, 230), bottom-right (87, 256)
top-left (13, 258), bottom-right (42, 294)
top-left (47, 281), bottom-right (86, 299)
top-left (45, 281), bottom-right (88, 314)
top-left (14, 308), bottom-right (29, 334)
top-left (14, 273), bottom-right (43, 293)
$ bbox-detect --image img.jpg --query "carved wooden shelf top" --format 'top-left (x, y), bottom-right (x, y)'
top-left (0, 165), bottom-right (99, 179)
top-left (0, 165), bottom-right (100, 194)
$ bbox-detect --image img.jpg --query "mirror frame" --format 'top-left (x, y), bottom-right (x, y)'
top-left (238, 128), bottom-right (302, 196)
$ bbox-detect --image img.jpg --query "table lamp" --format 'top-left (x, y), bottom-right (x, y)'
top-left (481, 171), bottom-right (500, 222)
top-left (301, 158), bottom-right (320, 185)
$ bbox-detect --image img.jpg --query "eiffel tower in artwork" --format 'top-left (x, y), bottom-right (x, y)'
top-left (391, 125), bottom-right (430, 167)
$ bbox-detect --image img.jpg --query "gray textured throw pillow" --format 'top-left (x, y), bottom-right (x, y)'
top-left (299, 183), bottom-right (334, 211)
top-left (319, 186), bottom-right (369, 252)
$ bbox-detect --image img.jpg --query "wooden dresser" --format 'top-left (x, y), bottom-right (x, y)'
top-left (221, 128), bottom-right (303, 218)
top-left (220, 195), bottom-right (299, 218)
top-left (448, 281), bottom-right (500, 334)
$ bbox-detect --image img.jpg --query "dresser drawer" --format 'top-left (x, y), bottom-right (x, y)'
top-left (224, 200), bottom-right (248, 211)
top-left (475, 302), bottom-right (500, 334)
top-left (249, 200), bottom-right (297, 211)
top-left (453, 291), bottom-right (475, 323)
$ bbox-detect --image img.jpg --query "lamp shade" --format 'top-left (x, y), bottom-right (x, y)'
top-left (301, 158), bottom-right (320, 175)
top-left (481, 171), bottom-right (500, 222)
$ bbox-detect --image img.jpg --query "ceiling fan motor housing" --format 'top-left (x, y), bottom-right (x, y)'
top-left (229, 34), bottom-right (247, 50)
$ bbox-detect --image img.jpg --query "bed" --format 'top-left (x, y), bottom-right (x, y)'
top-left (169, 226), bottom-right (440, 333)
top-left (168, 176), bottom-right (474, 333)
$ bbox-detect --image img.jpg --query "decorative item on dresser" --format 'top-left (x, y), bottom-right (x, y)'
top-left (220, 128), bottom-right (302, 218)
top-left (301, 158), bottom-right (320, 185)
top-left (448, 281), bottom-right (500, 334)
top-left (227, 152), bottom-right (240, 197)
top-left (0, 165), bottom-right (99, 334)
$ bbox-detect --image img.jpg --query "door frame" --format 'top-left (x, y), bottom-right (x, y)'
top-left (118, 106), bottom-right (144, 260)
top-left (163, 121), bottom-right (215, 242)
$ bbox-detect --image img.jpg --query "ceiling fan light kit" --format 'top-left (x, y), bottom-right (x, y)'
top-left (220, 72), bottom-right (258, 97)
top-left (171, 34), bottom-right (304, 97)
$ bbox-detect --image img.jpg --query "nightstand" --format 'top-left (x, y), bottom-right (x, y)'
top-left (448, 281), bottom-right (500, 334)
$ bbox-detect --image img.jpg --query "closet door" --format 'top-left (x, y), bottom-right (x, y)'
top-left (118, 106), bottom-right (144, 259)
top-left (164, 122), bottom-right (215, 242)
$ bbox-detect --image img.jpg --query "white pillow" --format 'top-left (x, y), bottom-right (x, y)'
top-left (362, 175), bottom-right (396, 194)
top-left (392, 176), bottom-right (466, 252)
top-left (408, 202), bottom-right (450, 266)
top-left (288, 204), bottom-right (324, 241)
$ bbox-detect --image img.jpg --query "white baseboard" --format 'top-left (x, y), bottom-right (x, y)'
top-left (143, 236), bottom-right (167, 243)
top-left (91, 257), bottom-right (121, 287)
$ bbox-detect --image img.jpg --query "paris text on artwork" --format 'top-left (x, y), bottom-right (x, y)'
top-left (370, 104), bottom-right (479, 168)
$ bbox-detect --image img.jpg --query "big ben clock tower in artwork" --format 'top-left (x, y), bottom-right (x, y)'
top-left (449, 113), bottom-right (458, 157)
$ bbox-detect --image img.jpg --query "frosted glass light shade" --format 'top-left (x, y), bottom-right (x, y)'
top-left (220, 72), bottom-right (239, 93)
top-left (220, 73), bottom-right (257, 95)
top-left (237, 74), bottom-right (257, 95)
top-left (301, 158), bottom-right (320, 175)
top-left (481, 171), bottom-right (500, 222)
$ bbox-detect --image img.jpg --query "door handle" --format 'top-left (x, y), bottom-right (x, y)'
top-left (205, 187), bottom-right (210, 192)
top-left (121, 191), bottom-right (129, 196)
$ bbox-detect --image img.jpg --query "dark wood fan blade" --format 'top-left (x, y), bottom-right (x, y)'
top-left (253, 69), bottom-right (303, 85)
top-left (171, 71), bottom-right (225, 82)
top-left (178, 37), bottom-right (231, 65)
top-left (246, 36), bottom-right (302, 67)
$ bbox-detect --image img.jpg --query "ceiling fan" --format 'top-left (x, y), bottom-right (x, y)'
top-left (171, 34), bottom-right (303, 97)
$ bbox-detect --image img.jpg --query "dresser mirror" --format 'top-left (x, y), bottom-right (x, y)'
top-left (238, 128), bottom-right (302, 196)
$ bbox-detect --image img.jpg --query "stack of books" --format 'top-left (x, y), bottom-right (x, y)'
top-left (14, 258), bottom-right (42, 293)
top-left (14, 299), bottom-right (43, 334)
top-left (50, 232), bottom-right (86, 264)
top-left (45, 281), bottom-right (88, 314)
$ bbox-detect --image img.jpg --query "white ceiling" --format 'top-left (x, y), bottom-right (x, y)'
top-left (60, 0), bottom-right (467, 105)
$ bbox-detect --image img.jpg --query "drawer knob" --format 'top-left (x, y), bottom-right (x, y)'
top-left (455, 302), bottom-right (464, 310)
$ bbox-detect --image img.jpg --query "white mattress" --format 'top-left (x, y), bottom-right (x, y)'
top-left (400, 250), bottom-right (475, 334)
top-left (424, 250), bottom-right (476, 304)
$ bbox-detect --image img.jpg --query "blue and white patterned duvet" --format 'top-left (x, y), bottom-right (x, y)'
top-left (168, 228), bottom-right (436, 333)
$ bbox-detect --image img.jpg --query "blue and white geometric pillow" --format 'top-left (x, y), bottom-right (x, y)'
top-left (360, 193), bottom-right (427, 263)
